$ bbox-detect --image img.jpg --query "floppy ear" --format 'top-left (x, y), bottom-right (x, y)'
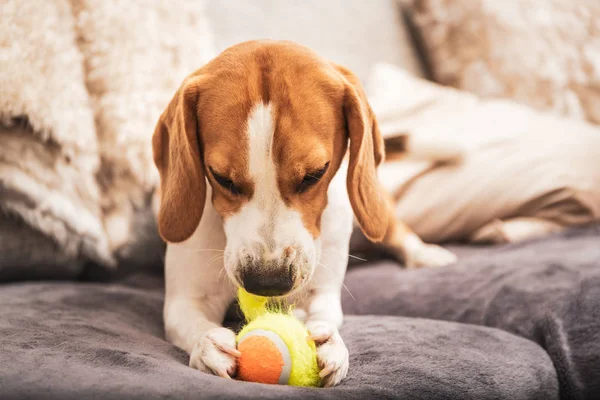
top-left (334, 64), bottom-right (389, 242)
top-left (152, 76), bottom-right (205, 243)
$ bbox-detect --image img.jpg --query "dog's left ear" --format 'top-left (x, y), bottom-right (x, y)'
top-left (152, 75), bottom-right (206, 243)
top-left (333, 63), bottom-right (389, 242)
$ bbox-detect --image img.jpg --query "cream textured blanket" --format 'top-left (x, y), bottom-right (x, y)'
top-left (0, 0), bottom-right (214, 270)
top-left (368, 64), bottom-right (600, 243)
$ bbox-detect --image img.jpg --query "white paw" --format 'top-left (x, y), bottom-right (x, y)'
top-left (405, 243), bottom-right (457, 268)
top-left (189, 327), bottom-right (241, 379)
top-left (307, 321), bottom-right (349, 387)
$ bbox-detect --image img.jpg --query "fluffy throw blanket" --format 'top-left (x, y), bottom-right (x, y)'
top-left (0, 0), bottom-right (215, 276)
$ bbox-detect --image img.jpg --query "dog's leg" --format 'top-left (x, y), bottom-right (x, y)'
top-left (164, 291), bottom-right (237, 378)
top-left (469, 217), bottom-right (565, 244)
top-left (300, 185), bottom-right (353, 387)
top-left (163, 203), bottom-right (237, 378)
top-left (380, 215), bottom-right (457, 268)
top-left (347, 193), bottom-right (456, 268)
top-left (373, 134), bottom-right (460, 268)
top-left (304, 258), bottom-right (350, 387)
top-left (385, 218), bottom-right (458, 269)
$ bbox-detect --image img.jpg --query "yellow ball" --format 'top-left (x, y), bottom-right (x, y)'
top-left (236, 289), bottom-right (321, 387)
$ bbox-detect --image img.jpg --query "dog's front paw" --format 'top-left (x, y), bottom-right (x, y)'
top-left (405, 243), bottom-right (457, 268)
top-left (189, 327), bottom-right (240, 379)
top-left (307, 321), bottom-right (349, 387)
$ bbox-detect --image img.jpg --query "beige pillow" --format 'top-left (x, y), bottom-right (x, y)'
top-left (367, 63), bottom-right (600, 243)
top-left (407, 0), bottom-right (600, 124)
top-left (207, 0), bottom-right (425, 81)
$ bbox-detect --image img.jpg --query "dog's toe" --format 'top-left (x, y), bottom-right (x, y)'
top-left (189, 327), bottom-right (240, 378)
top-left (307, 321), bottom-right (349, 387)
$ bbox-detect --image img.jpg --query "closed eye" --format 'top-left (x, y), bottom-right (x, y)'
top-left (209, 167), bottom-right (242, 195)
top-left (298, 162), bottom-right (330, 193)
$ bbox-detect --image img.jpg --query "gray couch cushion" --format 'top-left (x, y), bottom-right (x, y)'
top-left (0, 214), bottom-right (84, 281)
top-left (343, 225), bottom-right (600, 399)
top-left (0, 276), bottom-right (557, 399)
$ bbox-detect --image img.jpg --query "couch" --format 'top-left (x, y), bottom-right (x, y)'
top-left (1, 1), bottom-right (599, 399)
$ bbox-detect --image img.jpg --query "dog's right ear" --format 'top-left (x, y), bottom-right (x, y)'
top-left (332, 63), bottom-right (389, 242)
top-left (152, 76), bottom-right (205, 243)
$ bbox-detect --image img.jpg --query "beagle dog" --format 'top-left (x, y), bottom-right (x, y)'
top-left (152, 40), bottom-right (456, 387)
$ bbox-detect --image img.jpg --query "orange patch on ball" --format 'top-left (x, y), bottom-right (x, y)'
top-left (237, 335), bottom-right (284, 384)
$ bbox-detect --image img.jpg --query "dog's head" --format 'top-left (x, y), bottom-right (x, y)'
top-left (153, 40), bottom-right (388, 296)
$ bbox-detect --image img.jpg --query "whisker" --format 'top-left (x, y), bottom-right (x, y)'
top-left (348, 254), bottom-right (367, 262)
top-left (208, 254), bottom-right (224, 266)
top-left (179, 248), bottom-right (224, 253)
top-left (217, 265), bottom-right (228, 281)
top-left (203, 255), bottom-right (225, 277)
top-left (340, 282), bottom-right (356, 301)
top-left (317, 262), bottom-right (356, 301)
top-left (322, 249), bottom-right (367, 262)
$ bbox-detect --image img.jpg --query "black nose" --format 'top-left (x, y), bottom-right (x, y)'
top-left (241, 268), bottom-right (294, 297)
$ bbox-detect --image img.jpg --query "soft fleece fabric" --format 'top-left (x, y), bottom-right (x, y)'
top-left (4, 225), bottom-right (600, 399)
top-left (0, 0), bottom-right (214, 278)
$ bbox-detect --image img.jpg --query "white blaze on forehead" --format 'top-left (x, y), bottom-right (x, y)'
top-left (247, 102), bottom-right (279, 205)
top-left (223, 102), bottom-right (285, 252)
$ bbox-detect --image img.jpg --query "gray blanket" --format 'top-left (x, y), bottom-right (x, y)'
top-left (344, 225), bottom-right (600, 400)
top-left (1, 226), bottom-right (599, 399)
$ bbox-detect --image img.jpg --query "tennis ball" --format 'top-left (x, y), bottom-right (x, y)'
top-left (235, 288), bottom-right (321, 387)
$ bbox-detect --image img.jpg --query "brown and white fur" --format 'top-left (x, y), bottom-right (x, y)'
top-left (152, 40), bottom-right (457, 387)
